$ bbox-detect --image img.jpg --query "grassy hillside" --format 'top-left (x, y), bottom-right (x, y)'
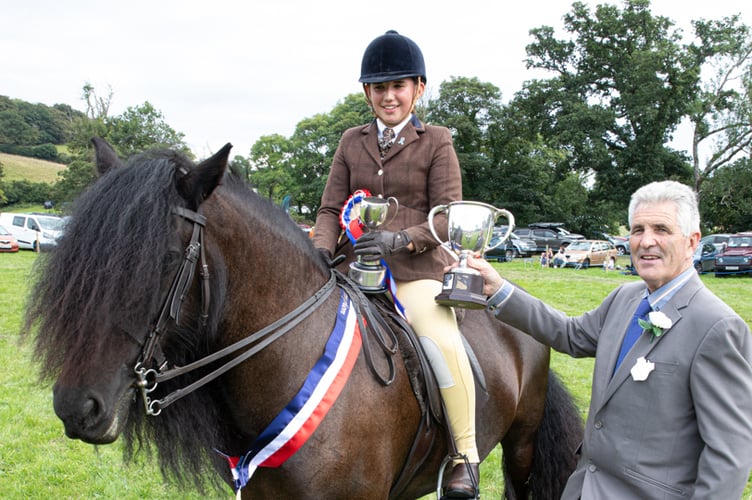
top-left (0, 152), bottom-right (66, 183)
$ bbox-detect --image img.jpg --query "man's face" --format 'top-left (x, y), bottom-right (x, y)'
top-left (629, 201), bottom-right (699, 292)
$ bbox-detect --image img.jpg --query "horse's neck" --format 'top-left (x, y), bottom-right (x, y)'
top-left (210, 203), bottom-right (329, 331)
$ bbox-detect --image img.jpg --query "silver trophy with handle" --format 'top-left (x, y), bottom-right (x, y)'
top-left (428, 201), bottom-right (515, 308)
top-left (348, 196), bottom-right (399, 292)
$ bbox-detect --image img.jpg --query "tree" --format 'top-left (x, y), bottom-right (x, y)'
top-left (248, 134), bottom-right (294, 203)
top-left (82, 82), bottom-right (112, 121)
top-left (698, 158), bottom-right (752, 232)
top-left (522, 0), bottom-right (697, 214)
top-left (0, 159), bottom-right (6, 205)
top-left (0, 109), bottom-right (39, 145)
top-left (107, 102), bottom-right (189, 157)
top-left (687, 16), bottom-right (752, 194)
top-left (55, 85), bottom-right (191, 205)
top-left (425, 77), bottom-right (503, 203)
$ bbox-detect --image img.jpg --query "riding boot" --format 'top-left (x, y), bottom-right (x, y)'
top-left (443, 462), bottom-right (479, 499)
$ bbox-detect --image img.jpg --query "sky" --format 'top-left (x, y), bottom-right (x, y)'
top-left (3, 0), bottom-right (751, 160)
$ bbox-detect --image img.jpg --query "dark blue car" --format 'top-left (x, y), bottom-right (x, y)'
top-left (693, 242), bottom-right (718, 274)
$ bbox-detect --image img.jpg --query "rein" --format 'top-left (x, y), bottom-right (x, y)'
top-left (133, 206), bottom-right (338, 416)
top-left (134, 205), bottom-right (398, 418)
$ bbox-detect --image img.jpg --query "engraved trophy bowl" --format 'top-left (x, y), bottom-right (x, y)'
top-left (428, 201), bottom-right (515, 308)
top-left (349, 196), bottom-right (399, 292)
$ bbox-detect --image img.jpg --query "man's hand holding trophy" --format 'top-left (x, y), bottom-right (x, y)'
top-left (429, 201), bottom-right (515, 309)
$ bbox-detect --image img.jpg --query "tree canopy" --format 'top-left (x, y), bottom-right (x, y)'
top-left (4, 1), bottom-right (751, 233)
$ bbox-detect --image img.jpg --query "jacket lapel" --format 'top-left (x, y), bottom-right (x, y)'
top-left (361, 122), bottom-right (382, 165)
top-left (598, 276), bottom-right (701, 407)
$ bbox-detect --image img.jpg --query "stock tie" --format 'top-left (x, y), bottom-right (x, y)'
top-left (613, 296), bottom-right (652, 374)
top-left (379, 127), bottom-right (395, 159)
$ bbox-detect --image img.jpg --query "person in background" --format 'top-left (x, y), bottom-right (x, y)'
top-left (540, 246), bottom-right (553, 268)
top-left (312, 30), bottom-right (480, 498)
top-left (552, 244), bottom-right (567, 268)
top-left (458, 180), bottom-right (752, 499)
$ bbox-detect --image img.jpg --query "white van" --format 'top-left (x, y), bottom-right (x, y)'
top-left (0, 212), bottom-right (65, 251)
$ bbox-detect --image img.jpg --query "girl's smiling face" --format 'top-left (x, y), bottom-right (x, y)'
top-left (364, 78), bottom-right (424, 127)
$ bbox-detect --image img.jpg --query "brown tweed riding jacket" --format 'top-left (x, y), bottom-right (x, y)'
top-left (312, 115), bottom-right (462, 282)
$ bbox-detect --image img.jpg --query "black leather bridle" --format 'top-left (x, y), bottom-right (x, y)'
top-left (132, 205), bottom-right (338, 416)
top-left (132, 205), bottom-right (398, 417)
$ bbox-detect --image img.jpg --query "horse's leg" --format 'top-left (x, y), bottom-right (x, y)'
top-left (499, 421), bottom-right (538, 499)
top-left (499, 345), bottom-right (550, 500)
top-left (502, 371), bottom-right (584, 500)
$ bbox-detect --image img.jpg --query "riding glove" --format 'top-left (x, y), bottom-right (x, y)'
top-left (353, 231), bottom-right (411, 258)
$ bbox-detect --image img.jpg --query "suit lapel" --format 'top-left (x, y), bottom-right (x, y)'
top-left (598, 275), bottom-right (701, 407)
top-left (361, 123), bottom-right (382, 165)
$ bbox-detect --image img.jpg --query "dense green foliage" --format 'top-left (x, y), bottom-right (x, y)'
top-left (2, 1), bottom-right (751, 233)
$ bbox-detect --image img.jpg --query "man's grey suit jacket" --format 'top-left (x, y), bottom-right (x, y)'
top-left (496, 273), bottom-right (752, 498)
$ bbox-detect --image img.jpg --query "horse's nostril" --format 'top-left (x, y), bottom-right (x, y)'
top-left (80, 395), bottom-right (102, 426)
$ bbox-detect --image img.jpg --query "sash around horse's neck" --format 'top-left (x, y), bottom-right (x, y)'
top-left (219, 289), bottom-right (363, 494)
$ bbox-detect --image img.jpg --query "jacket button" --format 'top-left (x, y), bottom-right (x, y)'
top-left (588, 464), bottom-right (597, 473)
top-left (594, 420), bottom-right (603, 429)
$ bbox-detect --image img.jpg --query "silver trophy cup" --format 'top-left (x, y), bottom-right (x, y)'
top-left (348, 196), bottom-right (399, 292)
top-left (428, 201), bottom-right (515, 308)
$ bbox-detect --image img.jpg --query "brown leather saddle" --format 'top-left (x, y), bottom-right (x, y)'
top-left (333, 270), bottom-right (486, 498)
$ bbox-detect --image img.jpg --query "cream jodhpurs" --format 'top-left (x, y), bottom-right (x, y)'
top-left (395, 279), bottom-right (479, 463)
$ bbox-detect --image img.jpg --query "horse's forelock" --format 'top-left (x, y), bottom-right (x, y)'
top-left (25, 151), bottom-right (326, 492)
top-left (26, 152), bottom-right (187, 377)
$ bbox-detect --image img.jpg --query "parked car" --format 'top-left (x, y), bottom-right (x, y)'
top-left (0, 224), bottom-right (19, 253)
top-left (561, 239), bottom-right (617, 269)
top-left (485, 227), bottom-right (537, 262)
top-left (693, 242), bottom-right (719, 274)
top-left (514, 222), bottom-right (584, 253)
top-left (0, 212), bottom-right (64, 251)
top-left (593, 232), bottom-right (631, 255)
top-left (714, 232), bottom-right (752, 277)
top-left (700, 233), bottom-right (731, 253)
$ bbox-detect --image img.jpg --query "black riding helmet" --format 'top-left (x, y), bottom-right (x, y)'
top-left (359, 30), bottom-right (427, 84)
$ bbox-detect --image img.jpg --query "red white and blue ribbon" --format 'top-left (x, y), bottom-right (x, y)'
top-left (339, 189), bottom-right (371, 238)
top-left (340, 190), bottom-right (406, 319)
top-left (219, 290), bottom-right (362, 495)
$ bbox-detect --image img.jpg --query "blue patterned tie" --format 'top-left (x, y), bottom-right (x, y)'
top-left (379, 128), bottom-right (395, 159)
top-left (613, 296), bottom-right (652, 373)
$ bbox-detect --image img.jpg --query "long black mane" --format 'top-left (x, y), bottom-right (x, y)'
top-left (25, 147), bottom-right (322, 491)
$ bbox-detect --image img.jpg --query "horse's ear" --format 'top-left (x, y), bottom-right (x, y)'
top-left (178, 143), bottom-right (232, 205)
top-left (91, 137), bottom-right (123, 176)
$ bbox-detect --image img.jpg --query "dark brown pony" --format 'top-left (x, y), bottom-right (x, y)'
top-left (25, 139), bottom-right (582, 499)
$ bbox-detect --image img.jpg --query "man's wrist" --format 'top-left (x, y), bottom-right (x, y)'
top-left (487, 280), bottom-right (514, 311)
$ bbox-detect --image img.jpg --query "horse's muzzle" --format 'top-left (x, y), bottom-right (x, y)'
top-left (52, 382), bottom-right (131, 444)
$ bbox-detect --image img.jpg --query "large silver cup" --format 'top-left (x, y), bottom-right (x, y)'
top-left (348, 196), bottom-right (399, 292)
top-left (428, 201), bottom-right (515, 308)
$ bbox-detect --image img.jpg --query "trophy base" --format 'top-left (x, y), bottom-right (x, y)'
top-left (435, 272), bottom-right (487, 309)
top-left (349, 261), bottom-right (387, 293)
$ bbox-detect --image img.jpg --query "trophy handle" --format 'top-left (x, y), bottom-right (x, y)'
top-left (384, 196), bottom-right (399, 227)
top-left (427, 204), bottom-right (448, 245)
top-left (486, 209), bottom-right (516, 251)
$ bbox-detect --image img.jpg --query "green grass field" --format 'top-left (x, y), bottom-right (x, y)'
top-left (0, 152), bottom-right (66, 184)
top-left (1, 252), bottom-right (750, 498)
